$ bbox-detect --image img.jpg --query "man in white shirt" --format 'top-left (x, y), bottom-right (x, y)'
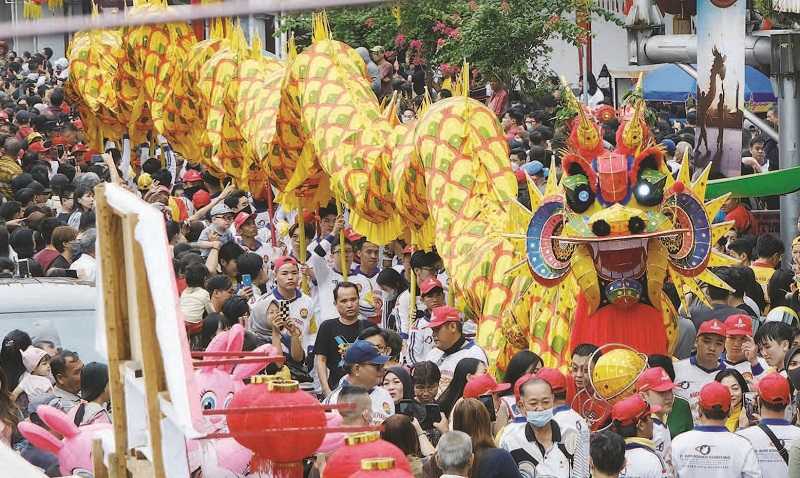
top-left (308, 235), bottom-right (355, 324)
top-left (610, 394), bottom-right (667, 478)
top-left (350, 238), bottom-right (382, 324)
top-left (737, 372), bottom-right (800, 476)
top-left (671, 381), bottom-right (762, 477)
top-left (499, 378), bottom-right (576, 478)
top-left (636, 367), bottom-right (676, 474)
top-left (536, 368), bottom-right (590, 478)
top-left (723, 314), bottom-right (768, 380)
top-left (674, 319), bottom-right (727, 422)
top-left (424, 305), bottom-right (488, 393)
top-left (69, 228), bottom-right (96, 282)
top-left (323, 339), bottom-right (395, 424)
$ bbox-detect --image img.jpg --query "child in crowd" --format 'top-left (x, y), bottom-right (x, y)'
top-left (13, 346), bottom-right (53, 401)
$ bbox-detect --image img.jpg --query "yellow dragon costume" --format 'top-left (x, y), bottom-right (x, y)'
top-left (66, 3), bottom-right (735, 372)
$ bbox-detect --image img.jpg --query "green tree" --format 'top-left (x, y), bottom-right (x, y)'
top-left (281, 0), bottom-right (618, 95)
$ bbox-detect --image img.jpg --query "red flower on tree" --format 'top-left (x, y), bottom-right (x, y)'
top-left (394, 34), bottom-right (407, 47)
top-left (437, 38), bottom-right (447, 49)
top-left (364, 17), bottom-right (375, 28)
top-left (409, 39), bottom-right (423, 50)
top-left (500, 0), bottom-right (511, 13)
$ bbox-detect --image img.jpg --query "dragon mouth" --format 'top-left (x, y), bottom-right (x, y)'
top-left (552, 229), bottom-right (688, 281)
top-left (589, 238), bottom-right (648, 281)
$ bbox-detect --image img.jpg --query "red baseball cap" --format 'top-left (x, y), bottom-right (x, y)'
top-left (192, 189), bottom-right (211, 209)
top-left (697, 319), bottom-right (727, 337)
top-left (28, 141), bottom-right (50, 153)
top-left (234, 212), bottom-right (253, 231)
top-left (463, 374), bottom-right (511, 398)
top-left (724, 314), bottom-right (753, 337)
top-left (535, 368), bottom-right (567, 393)
top-left (274, 256), bottom-right (298, 271)
top-left (612, 395), bottom-right (656, 426)
top-left (423, 305), bottom-right (461, 329)
top-left (636, 367), bottom-right (676, 393)
top-left (181, 169), bottom-right (203, 183)
top-left (419, 278), bottom-right (444, 295)
top-left (514, 373), bottom-right (534, 400)
top-left (698, 381), bottom-right (731, 412)
top-left (758, 372), bottom-right (791, 406)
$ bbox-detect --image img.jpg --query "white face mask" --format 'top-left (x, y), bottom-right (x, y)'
top-left (384, 289), bottom-right (397, 302)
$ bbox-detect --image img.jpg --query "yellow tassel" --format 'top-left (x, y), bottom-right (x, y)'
top-left (391, 6), bottom-right (402, 26)
top-left (312, 11), bottom-right (331, 43)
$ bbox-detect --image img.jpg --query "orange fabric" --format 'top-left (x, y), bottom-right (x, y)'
top-left (725, 203), bottom-right (757, 235)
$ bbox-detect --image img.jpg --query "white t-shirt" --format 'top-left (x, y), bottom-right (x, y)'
top-left (69, 253), bottom-right (97, 282)
top-left (737, 419), bottom-right (800, 477)
top-left (673, 357), bottom-right (725, 423)
top-left (425, 339), bottom-right (488, 393)
top-left (621, 439), bottom-right (667, 478)
top-left (498, 421), bottom-right (573, 478)
top-left (350, 266), bottom-right (382, 323)
top-left (723, 357), bottom-right (769, 381)
top-left (249, 288), bottom-right (317, 352)
top-left (324, 379), bottom-right (395, 424)
top-left (652, 417), bottom-right (673, 476)
top-left (405, 305), bottom-right (435, 366)
top-left (553, 405), bottom-right (590, 478)
top-left (671, 426), bottom-right (762, 478)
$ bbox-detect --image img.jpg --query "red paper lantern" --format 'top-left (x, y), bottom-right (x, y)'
top-left (227, 379), bottom-right (326, 478)
top-left (324, 432), bottom-right (411, 478)
top-left (350, 458), bottom-right (414, 478)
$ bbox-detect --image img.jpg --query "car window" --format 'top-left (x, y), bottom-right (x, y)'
top-left (0, 311), bottom-right (104, 364)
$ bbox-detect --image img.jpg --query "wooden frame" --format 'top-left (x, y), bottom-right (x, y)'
top-left (95, 183), bottom-right (168, 477)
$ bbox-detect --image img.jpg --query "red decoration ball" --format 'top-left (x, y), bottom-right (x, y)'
top-left (227, 380), bottom-right (326, 464)
top-left (324, 433), bottom-right (411, 478)
top-left (672, 181), bottom-right (685, 193)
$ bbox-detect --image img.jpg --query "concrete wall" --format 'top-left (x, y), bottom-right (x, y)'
top-left (0, 0), bottom-right (72, 60)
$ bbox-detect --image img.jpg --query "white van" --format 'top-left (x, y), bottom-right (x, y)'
top-left (0, 277), bottom-right (104, 363)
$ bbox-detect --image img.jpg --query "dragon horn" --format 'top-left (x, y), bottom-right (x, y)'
top-left (560, 76), bottom-right (600, 151)
top-left (312, 11), bottom-right (332, 43)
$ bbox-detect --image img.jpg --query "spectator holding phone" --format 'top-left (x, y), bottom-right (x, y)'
top-left (250, 256), bottom-right (316, 354)
top-left (412, 361), bottom-right (448, 445)
top-left (715, 369), bottom-right (752, 431)
top-left (382, 366), bottom-right (414, 404)
top-left (266, 298), bottom-right (305, 364)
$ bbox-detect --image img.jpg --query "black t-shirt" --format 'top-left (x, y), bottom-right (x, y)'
top-left (313, 318), bottom-right (371, 390)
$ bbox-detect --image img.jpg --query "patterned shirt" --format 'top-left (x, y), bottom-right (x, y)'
top-left (0, 155), bottom-right (22, 200)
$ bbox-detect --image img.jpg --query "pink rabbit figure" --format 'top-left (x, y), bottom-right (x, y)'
top-left (190, 324), bottom-right (280, 477)
top-left (18, 405), bottom-right (112, 476)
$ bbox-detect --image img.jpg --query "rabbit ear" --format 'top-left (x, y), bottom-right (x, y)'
top-left (220, 324), bottom-right (245, 374)
top-left (232, 343), bottom-right (276, 382)
top-left (37, 405), bottom-right (80, 439)
top-left (18, 421), bottom-right (63, 454)
top-left (201, 327), bottom-right (233, 372)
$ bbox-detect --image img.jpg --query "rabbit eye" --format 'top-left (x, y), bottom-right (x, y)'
top-left (72, 468), bottom-right (94, 478)
top-left (201, 391), bottom-right (218, 410)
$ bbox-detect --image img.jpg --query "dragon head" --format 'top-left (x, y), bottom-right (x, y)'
top-left (525, 96), bottom-right (733, 323)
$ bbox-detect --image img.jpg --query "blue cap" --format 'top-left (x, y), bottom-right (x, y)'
top-left (344, 340), bottom-right (389, 365)
top-left (522, 160), bottom-right (549, 178)
top-left (660, 139), bottom-right (676, 154)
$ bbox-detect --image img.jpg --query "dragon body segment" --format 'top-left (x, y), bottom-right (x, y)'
top-left (67, 5), bottom-right (734, 373)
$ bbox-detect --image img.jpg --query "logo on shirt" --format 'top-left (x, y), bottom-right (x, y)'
top-left (695, 444), bottom-right (711, 456)
top-left (677, 381), bottom-right (690, 390)
top-left (300, 308), bottom-right (309, 318)
top-left (383, 401), bottom-right (391, 414)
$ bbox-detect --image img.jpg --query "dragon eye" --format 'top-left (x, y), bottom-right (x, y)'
top-left (634, 169), bottom-right (666, 207)
top-left (564, 174), bottom-right (594, 213)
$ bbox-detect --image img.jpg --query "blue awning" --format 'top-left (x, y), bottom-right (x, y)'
top-left (642, 64), bottom-right (776, 103)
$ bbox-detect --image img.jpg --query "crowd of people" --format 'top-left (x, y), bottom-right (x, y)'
top-left (0, 38), bottom-right (798, 478)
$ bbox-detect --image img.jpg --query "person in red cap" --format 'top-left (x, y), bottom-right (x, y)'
top-left (423, 305), bottom-right (487, 393)
top-left (636, 367), bottom-right (677, 473)
top-left (672, 381), bottom-right (761, 477)
top-left (250, 256), bottom-right (316, 358)
top-left (537, 367), bottom-right (591, 478)
top-left (610, 395), bottom-right (666, 477)
top-left (722, 313), bottom-right (767, 380)
top-left (674, 319), bottom-right (728, 424)
top-left (737, 372), bottom-right (800, 476)
top-left (402, 277), bottom-right (445, 366)
top-left (233, 211), bottom-right (273, 260)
